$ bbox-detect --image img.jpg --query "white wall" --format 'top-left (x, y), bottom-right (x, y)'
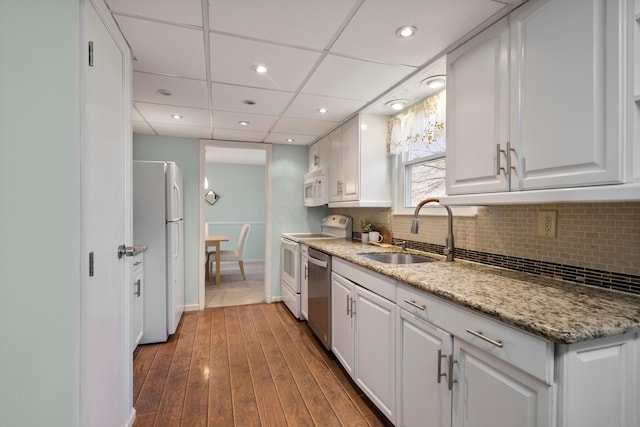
top-left (0, 0), bottom-right (81, 425)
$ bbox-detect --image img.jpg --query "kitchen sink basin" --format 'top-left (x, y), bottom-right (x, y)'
top-left (358, 252), bottom-right (436, 264)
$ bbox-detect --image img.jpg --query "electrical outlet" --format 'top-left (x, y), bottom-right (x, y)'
top-left (537, 211), bottom-right (557, 238)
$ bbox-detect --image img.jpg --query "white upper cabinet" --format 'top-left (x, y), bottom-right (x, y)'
top-left (327, 114), bottom-right (391, 207)
top-left (446, 0), bottom-right (637, 201)
top-left (308, 135), bottom-right (329, 172)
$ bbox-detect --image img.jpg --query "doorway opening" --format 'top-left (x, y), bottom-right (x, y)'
top-left (198, 140), bottom-right (272, 309)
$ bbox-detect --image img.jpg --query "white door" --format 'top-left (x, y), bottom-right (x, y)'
top-left (81, 1), bottom-right (129, 425)
top-left (354, 284), bottom-right (396, 423)
top-left (446, 18), bottom-right (510, 195)
top-left (397, 309), bottom-right (453, 427)
top-left (331, 272), bottom-right (355, 376)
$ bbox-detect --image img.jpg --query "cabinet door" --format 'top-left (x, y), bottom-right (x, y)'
top-left (331, 272), bottom-right (354, 376)
top-left (397, 309), bottom-right (452, 427)
top-left (300, 253), bottom-right (308, 320)
top-left (341, 116), bottom-right (360, 201)
top-left (511, 0), bottom-right (625, 189)
top-left (328, 128), bottom-right (344, 202)
top-left (354, 285), bottom-right (396, 422)
top-left (131, 266), bottom-right (144, 352)
top-left (446, 18), bottom-right (510, 195)
top-left (452, 339), bottom-right (553, 427)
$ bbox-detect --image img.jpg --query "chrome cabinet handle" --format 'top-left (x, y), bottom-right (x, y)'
top-left (437, 349), bottom-right (447, 384)
top-left (496, 143), bottom-right (506, 177)
top-left (466, 329), bottom-right (503, 348)
top-left (346, 295), bottom-right (351, 316)
top-left (447, 355), bottom-right (457, 391)
top-left (350, 296), bottom-right (355, 317)
top-left (134, 279), bottom-right (141, 297)
top-left (304, 265), bottom-right (308, 279)
top-left (404, 299), bottom-right (426, 311)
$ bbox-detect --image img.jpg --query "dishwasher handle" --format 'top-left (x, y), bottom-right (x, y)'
top-left (308, 256), bottom-right (328, 269)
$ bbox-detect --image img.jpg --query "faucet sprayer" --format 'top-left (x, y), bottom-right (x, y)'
top-left (411, 198), bottom-right (455, 262)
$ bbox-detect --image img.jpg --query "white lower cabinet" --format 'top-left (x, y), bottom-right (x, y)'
top-left (396, 309), bottom-right (452, 427)
top-left (332, 259), bottom-right (639, 427)
top-left (331, 259), bottom-right (396, 423)
top-left (555, 333), bottom-right (640, 427)
top-left (452, 339), bottom-right (554, 427)
top-left (131, 253), bottom-right (144, 352)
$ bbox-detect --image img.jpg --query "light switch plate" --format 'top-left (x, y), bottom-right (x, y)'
top-left (538, 211), bottom-right (557, 237)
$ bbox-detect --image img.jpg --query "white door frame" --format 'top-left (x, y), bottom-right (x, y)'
top-left (198, 140), bottom-right (272, 309)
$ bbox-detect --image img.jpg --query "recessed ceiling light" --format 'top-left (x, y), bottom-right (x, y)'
top-left (385, 100), bottom-right (407, 111)
top-left (254, 65), bottom-right (268, 74)
top-left (287, 138), bottom-right (295, 143)
top-left (157, 89), bottom-right (172, 96)
top-left (396, 25), bottom-right (417, 38)
top-left (422, 75), bottom-right (446, 89)
top-left (318, 107), bottom-right (328, 114)
top-left (238, 121), bottom-right (249, 126)
top-left (243, 99), bottom-right (256, 105)
top-left (171, 114), bottom-right (183, 119)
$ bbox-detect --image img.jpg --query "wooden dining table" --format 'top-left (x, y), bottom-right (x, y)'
top-left (205, 235), bottom-right (229, 284)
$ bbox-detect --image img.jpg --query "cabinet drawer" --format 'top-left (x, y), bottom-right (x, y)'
top-left (397, 283), bottom-right (554, 384)
top-left (333, 258), bottom-right (395, 301)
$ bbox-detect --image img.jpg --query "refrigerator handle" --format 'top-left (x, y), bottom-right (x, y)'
top-left (173, 183), bottom-right (182, 219)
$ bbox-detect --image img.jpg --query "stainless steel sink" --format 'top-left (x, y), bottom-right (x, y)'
top-left (358, 252), bottom-right (436, 264)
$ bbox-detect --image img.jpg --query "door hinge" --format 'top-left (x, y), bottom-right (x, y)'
top-left (88, 41), bottom-right (94, 66)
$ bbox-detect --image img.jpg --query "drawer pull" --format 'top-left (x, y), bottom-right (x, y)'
top-left (437, 349), bottom-right (447, 384)
top-left (404, 299), bottom-right (426, 311)
top-left (466, 329), bottom-right (503, 348)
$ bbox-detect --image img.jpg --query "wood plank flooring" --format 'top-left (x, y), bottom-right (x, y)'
top-left (132, 302), bottom-right (392, 427)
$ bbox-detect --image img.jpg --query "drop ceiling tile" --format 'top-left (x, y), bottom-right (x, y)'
top-left (132, 121), bottom-right (155, 135)
top-left (212, 128), bottom-right (268, 143)
top-left (284, 94), bottom-right (365, 122)
top-left (132, 107), bottom-right (144, 121)
top-left (211, 83), bottom-right (294, 115)
top-left (133, 72), bottom-right (208, 109)
top-left (332, 0), bottom-right (503, 67)
top-left (115, 16), bottom-right (206, 79)
top-left (271, 117), bottom-right (338, 136)
top-left (365, 56), bottom-right (447, 115)
top-left (264, 132), bottom-right (317, 146)
top-left (212, 111), bottom-right (278, 132)
top-left (209, 0), bottom-right (359, 50)
top-left (301, 55), bottom-right (415, 102)
top-left (135, 102), bottom-right (210, 126)
top-left (149, 123), bottom-right (212, 139)
top-left (210, 34), bottom-right (321, 92)
top-left (105, 0), bottom-right (202, 26)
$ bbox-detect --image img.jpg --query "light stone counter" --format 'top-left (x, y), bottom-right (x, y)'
top-left (304, 239), bottom-right (640, 344)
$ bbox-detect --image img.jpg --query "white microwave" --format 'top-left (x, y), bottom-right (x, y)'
top-left (304, 169), bottom-right (328, 207)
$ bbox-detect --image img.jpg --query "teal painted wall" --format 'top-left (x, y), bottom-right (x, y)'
top-left (270, 145), bottom-right (328, 295)
top-left (205, 163), bottom-right (265, 260)
top-left (0, 1), bottom-right (81, 425)
top-left (133, 134), bottom-right (200, 306)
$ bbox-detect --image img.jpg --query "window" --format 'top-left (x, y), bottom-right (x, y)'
top-left (388, 90), bottom-right (447, 212)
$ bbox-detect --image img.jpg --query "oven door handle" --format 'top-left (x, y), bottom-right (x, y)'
top-left (308, 256), bottom-right (328, 269)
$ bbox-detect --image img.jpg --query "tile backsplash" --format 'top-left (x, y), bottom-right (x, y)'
top-left (329, 202), bottom-right (640, 294)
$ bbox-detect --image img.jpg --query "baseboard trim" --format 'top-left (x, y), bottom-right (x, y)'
top-left (184, 303), bottom-right (200, 312)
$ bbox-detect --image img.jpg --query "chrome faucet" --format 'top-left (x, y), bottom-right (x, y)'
top-left (410, 198), bottom-right (455, 262)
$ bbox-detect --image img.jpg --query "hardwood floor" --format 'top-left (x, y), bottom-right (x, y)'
top-left (132, 302), bottom-right (392, 427)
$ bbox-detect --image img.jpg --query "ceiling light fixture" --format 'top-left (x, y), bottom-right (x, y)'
top-left (385, 99), bottom-right (407, 111)
top-left (396, 25), bottom-right (417, 38)
top-left (157, 89), bottom-right (172, 96)
top-left (422, 75), bottom-right (446, 89)
top-left (171, 114), bottom-right (183, 119)
top-left (243, 99), bottom-right (256, 105)
top-left (287, 138), bottom-right (295, 143)
top-left (254, 65), bottom-right (268, 74)
top-left (238, 121), bottom-right (249, 126)
top-left (318, 107), bottom-right (328, 114)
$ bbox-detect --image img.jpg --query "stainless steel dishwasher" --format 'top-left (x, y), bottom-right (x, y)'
top-left (307, 247), bottom-right (331, 350)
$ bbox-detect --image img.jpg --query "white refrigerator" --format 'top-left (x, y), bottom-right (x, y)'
top-left (133, 161), bottom-right (185, 344)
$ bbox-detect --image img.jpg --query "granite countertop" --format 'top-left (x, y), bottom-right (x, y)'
top-left (132, 245), bottom-right (148, 255)
top-left (304, 239), bottom-right (640, 344)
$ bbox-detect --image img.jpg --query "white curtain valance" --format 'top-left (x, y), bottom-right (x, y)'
top-left (386, 89), bottom-right (446, 156)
